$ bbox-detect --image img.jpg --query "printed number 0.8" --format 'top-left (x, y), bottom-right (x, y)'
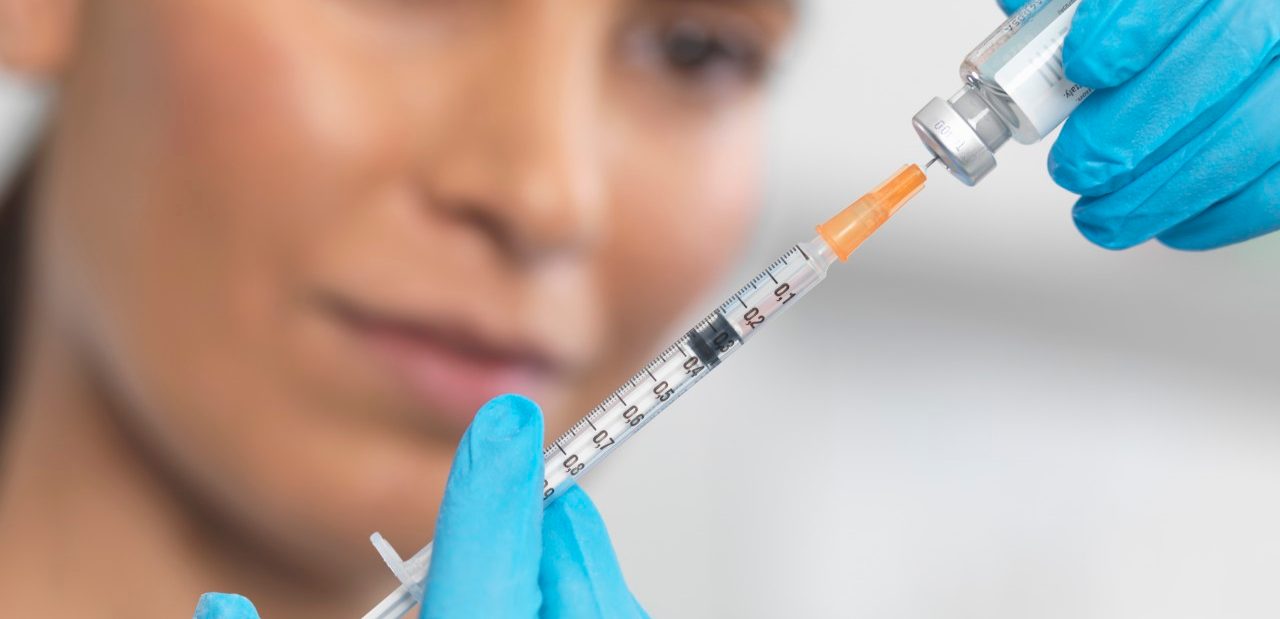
top-left (562, 454), bottom-right (585, 475)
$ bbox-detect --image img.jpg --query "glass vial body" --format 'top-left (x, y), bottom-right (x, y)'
top-left (913, 0), bottom-right (1091, 185)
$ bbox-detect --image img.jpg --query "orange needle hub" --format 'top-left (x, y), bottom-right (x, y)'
top-left (816, 164), bottom-right (927, 261)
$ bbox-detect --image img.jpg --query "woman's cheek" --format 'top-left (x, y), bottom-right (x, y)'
top-left (141, 0), bottom-right (403, 211)
top-left (42, 0), bottom-right (435, 565)
top-left (125, 0), bottom-right (432, 393)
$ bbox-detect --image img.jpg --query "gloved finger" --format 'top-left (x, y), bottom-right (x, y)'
top-left (1062, 0), bottom-right (1211, 88)
top-left (1157, 164), bottom-right (1280, 250)
top-left (1071, 59), bottom-right (1280, 248)
top-left (193, 593), bottom-right (260, 619)
top-left (995, 0), bottom-right (1030, 16)
top-left (421, 395), bottom-right (546, 619)
top-left (1050, 0), bottom-right (1280, 197)
top-left (539, 486), bottom-right (649, 619)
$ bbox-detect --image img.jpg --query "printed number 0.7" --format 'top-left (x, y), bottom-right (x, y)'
top-left (593, 430), bottom-right (615, 449)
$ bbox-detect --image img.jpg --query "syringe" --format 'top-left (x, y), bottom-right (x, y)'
top-left (362, 164), bottom-right (929, 619)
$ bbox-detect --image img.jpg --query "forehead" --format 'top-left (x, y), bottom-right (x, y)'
top-left (642, 0), bottom-right (798, 18)
top-left (639, 0), bottom-right (799, 37)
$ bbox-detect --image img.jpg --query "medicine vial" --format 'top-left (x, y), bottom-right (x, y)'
top-left (913, 0), bottom-right (1092, 185)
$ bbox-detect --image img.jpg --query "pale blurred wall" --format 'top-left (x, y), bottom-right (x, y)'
top-left (1, 2), bottom-right (1278, 617)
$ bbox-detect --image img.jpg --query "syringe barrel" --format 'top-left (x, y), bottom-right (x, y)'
top-left (538, 238), bottom-right (835, 507)
top-left (913, 0), bottom-right (1092, 186)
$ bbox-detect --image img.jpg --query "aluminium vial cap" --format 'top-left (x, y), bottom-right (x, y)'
top-left (816, 164), bottom-right (926, 261)
top-left (912, 87), bottom-right (1011, 186)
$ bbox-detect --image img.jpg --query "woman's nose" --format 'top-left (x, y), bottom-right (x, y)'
top-left (423, 13), bottom-right (607, 264)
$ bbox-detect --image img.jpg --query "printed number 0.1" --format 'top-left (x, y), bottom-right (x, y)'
top-left (774, 282), bottom-right (796, 304)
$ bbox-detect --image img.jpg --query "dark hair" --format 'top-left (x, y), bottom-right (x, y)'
top-left (0, 164), bottom-right (30, 441)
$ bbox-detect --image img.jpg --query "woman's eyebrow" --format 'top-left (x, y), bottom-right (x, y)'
top-left (652, 0), bottom-right (797, 14)
top-left (649, 0), bottom-right (800, 28)
top-left (707, 0), bottom-right (795, 7)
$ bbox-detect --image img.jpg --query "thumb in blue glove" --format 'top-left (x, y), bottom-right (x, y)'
top-left (994, 0), bottom-right (1027, 15)
top-left (421, 394), bottom-right (647, 618)
top-left (194, 593), bottom-right (258, 619)
top-left (195, 395), bottom-right (647, 619)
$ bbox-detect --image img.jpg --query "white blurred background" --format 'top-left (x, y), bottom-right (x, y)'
top-left (2, 1), bottom-right (1277, 617)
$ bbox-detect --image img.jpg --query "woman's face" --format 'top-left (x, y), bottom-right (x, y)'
top-left (27, 0), bottom-right (790, 577)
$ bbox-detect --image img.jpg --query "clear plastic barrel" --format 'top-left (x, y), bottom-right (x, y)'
top-left (961, 0), bottom-right (1091, 143)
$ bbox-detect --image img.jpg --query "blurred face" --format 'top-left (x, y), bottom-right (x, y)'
top-left (30, 0), bottom-right (790, 576)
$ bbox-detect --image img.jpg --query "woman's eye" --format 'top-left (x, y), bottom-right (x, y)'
top-left (662, 20), bottom-right (768, 84)
top-left (621, 15), bottom-right (773, 93)
top-left (661, 21), bottom-right (758, 77)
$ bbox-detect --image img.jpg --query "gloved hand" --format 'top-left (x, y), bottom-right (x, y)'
top-left (194, 395), bottom-right (648, 619)
top-left (997, 0), bottom-right (1280, 250)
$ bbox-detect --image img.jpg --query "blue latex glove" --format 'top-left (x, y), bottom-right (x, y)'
top-left (195, 395), bottom-right (647, 619)
top-left (997, 0), bottom-right (1280, 250)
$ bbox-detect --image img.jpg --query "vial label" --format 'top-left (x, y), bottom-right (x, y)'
top-left (992, 0), bottom-right (1092, 138)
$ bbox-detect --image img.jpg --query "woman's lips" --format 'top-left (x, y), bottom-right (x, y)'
top-left (324, 296), bottom-right (560, 425)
